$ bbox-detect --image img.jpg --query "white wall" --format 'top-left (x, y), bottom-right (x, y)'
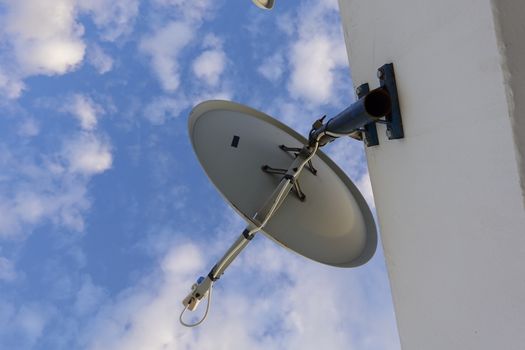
top-left (337, 0), bottom-right (525, 349)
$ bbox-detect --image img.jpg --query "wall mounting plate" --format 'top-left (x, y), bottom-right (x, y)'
top-left (378, 63), bottom-right (404, 140)
top-left (356, 63), bottom-right (404, 147)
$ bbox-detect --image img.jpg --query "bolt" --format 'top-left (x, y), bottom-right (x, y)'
top-left (377, 69), bottom-right (384, 80)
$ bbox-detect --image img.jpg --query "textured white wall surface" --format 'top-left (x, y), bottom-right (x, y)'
top-left (337, 0), bottom-right (525, 349)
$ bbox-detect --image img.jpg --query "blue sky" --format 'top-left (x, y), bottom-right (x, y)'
top-left (0, 0), bottom-right (400, 349)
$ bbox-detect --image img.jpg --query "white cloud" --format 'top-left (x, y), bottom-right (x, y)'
top-left (65, 132), bottom-right (112, 175)
top-left (61, 94), bottom-right (112, 174)
top-left (286, 1), bottom-right (349, 106)
top-left (0, 257), bottom-right (16, 282)
top-left (288, 35), bottom-right (346, 105)
top-left (0, 0), bottom-right (138, 99)
top-left (140, 22), bottom-right (195, 92)
top-left (192, 49), bottom-right (226, 86)
top-left (88, 44), bottom-right (114, 74)
top-left (66, 94), bottom-right (102, 131)
top-left (258, 52), bottom-right (285, 83)
top-left (2, 0), bottom-right (86, 76)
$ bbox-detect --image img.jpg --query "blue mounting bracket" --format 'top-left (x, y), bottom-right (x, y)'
top-left (357, 63), bottom-right (404, 147)
top-left (378, 63), bottom-right (404, 140)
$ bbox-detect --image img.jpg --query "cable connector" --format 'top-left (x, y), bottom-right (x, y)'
top-left (180, 276), bottom-right (214, 327)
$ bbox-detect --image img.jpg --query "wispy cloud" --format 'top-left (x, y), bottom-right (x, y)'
top-left (0, 69), bottom-right (24, 99)
top-left (152, 0), bottom-right (214, 23)
top-left (87, 44), bottom-right (114, 74)
top-left (0, 257), bottom-right (17, 282)
top-left (74, 276), bottom-right (108, 316)
top-left (17, 118), bottom-right (40, 138)
top-left (139, 0), bottom-right (218, 93)
top-left (141, 28), bottom-right (231, 124)
top-left (192, 49), bottom-right (226, 87)
top-left (0, 94), bottom-right (112, 238)
top-left (258, 52), bottom-right (285, 83)
top-left (78, 0), bottom-right (139, 41)
top-left (0, 302), bottom-right (55, 349)
top-left (143, 95), bottom-right (189, 125)
top-left (65, 94), bottom-right (103, 131)
top-left (140, 22), bottom-right (195, 92)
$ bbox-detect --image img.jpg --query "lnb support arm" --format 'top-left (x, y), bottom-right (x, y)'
top-left (180, 143), bottom-right (320, 327)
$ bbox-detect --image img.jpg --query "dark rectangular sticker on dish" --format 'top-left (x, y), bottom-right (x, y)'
top-left (231, 135), bottom-right (240, 148)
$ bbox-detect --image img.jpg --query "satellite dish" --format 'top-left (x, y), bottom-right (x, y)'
top-left (179, 66), bottom-right (401, 327)
top-left (189, 100), bottom-right (377, 267)
top-left (252, 0), bottom-right (275, 10)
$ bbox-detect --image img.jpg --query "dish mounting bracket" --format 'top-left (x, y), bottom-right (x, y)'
top-left (357, 63), bottom-right (404, 147)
